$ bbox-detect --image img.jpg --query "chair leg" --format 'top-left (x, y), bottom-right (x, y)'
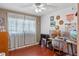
top-left (53, 48), bottom-right (55, 52)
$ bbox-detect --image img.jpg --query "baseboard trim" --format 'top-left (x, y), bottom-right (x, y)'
top-left (9, 42), bottom-right (39, 51)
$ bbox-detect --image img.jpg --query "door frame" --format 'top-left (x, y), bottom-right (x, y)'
top-left (77, 4), bottom-right (79, 56)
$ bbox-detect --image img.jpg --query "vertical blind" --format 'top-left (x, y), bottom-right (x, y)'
top-left (8, 13), bottom-right (36, 50)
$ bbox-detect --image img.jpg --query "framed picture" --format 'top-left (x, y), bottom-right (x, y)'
top-left (50, 16), bottom-right (56, 27)
top-left (59, 20), bottom-right (64, 25)
top-left (56, 15), bottom-right (60, 20)
top-left (50, 16), bottom-right (54, 21)
top-left (50, 21), bottom-right (56, 27)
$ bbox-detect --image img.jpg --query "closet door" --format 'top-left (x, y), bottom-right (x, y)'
top-left (8, 13), bottom-right (24, 49)
top-left (16, 19), bottom-right (25, 47)
top-left (24, 16), bottom-right (36, 45)
top-left (8, 17), bottom-right (17, 50)
top-left (8, 13), bottom-right (36, 50)
top-left (28, 20), bottom-right (36, 44)
top-left (24, 20), bottom-right (30, 44)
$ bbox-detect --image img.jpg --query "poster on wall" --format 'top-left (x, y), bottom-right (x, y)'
top-left (50, 16), bottom-right (56, 27)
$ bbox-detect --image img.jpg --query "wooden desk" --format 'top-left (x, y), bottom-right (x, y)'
top-left (0, 32), bottom-right (8, 55)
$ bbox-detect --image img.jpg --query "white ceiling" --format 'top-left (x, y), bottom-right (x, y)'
top-left (0, 3), bottom-right (77, 16)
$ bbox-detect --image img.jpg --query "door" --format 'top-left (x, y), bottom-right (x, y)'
top-left (8, 13), bottom-right (36, 50)
top-left (24, 17), bottom-right (36, 45)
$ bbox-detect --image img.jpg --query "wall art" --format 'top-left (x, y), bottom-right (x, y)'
top-left (59, 20), bottom-right (64, 25)
top-left (56, 15), bottom-right (60, 20)
top-left (50, 16), bottom-right (56, 27)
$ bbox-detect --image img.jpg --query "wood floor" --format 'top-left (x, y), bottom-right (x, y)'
top-left (8, 45), bottom-right (57, 56)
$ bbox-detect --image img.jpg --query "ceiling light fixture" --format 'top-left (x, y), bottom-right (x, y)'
top-left (33, 3), bottom-right (46, 13)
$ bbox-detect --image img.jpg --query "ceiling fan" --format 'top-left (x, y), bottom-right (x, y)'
top-left (33, 3), bottom-right (46, 13)
top-left (20, 3), bottom-right (56, 13)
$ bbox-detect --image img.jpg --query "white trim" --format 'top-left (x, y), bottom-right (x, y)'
top-left (9, 42), bottom-right (39, 51)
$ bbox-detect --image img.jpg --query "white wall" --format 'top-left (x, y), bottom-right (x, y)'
top-left (41, 5), bottom-right (77, 34)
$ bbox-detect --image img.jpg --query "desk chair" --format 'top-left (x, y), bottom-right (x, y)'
top-left (52, 38), bottom-right (67, 55)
